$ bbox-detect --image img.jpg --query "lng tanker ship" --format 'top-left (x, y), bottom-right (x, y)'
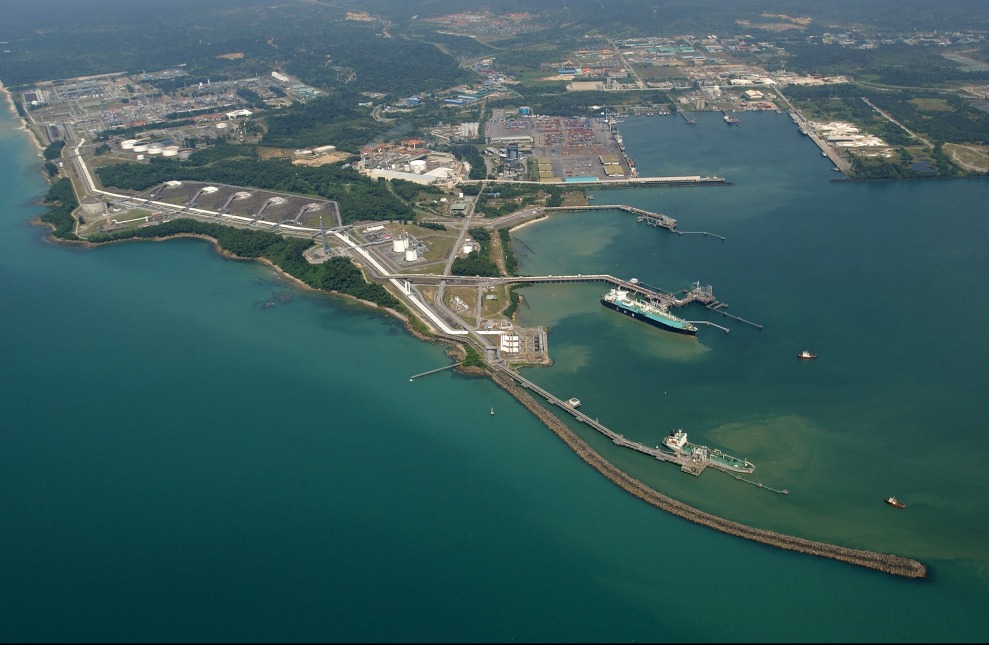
top-left (663, 429), bottom-right (755, 474)
top-left (601, 287), bottom-right (698, 336)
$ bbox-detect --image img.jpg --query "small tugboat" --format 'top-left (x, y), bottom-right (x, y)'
top-left (797, 350), bottom-right (817, 360)
top-left (885, 496), bottom-right (906, 509)
top-left (490, 407), bottom-right (494, 416)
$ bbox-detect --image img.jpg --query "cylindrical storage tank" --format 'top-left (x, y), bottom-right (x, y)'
top-left (392, 236), bottom-right (404, 253)
top-left (162, 146), bottom-right (179, 157)
top-left (410, 159), bottom-right (427, 174)
top-left (121, 139), bottom-right (138, 150)
top-left (405, 247), bottom-right (418, 262)
top-left (133, 144), bottom-right (148, 153)
top-left (147, 142), bottom-right (164, 155)
top-left (177, 149), bottom-right (193, 160)
top-left (136, 154), bottom-right (145, 161)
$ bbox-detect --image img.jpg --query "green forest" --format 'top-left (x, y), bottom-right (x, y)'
top-left (451, 227), bottom-right (500, 277)
top-left (40, 177), bottom-right (79, 240)
top-left (788, 85), bottom-right (989, 146)
top-left (261, 90), bottom-right (386, 152)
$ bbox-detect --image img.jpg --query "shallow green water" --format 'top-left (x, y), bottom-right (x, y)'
top-left (1, 105), bottom-right (988, 642)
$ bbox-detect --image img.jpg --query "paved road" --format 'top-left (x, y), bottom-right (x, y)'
top-left (434, 180), bottom-right (497, 353)
top-left (608, 38), bottom-right (645, 89)
top-left (861, 96), bottom-right (933, 149)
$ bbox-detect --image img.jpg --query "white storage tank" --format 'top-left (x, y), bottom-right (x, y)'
top-left (132, 144), bottom-right (148, 153)
top-left (121, 139), bottom-right (138, 150)
top-left (147, 142), bottom-right (165, 155)
top-left (392, 235), bottom-right (408, 253)
top-left (177, 149), bottom-right (193, 160)
top-left (162, 147), bottom-right (179, 157)
top-left (136, 154), bottom-right (145, 160)
top-left (405, 246), bottom-right (418, 262)
top-left (410, 159), bottom-right (427, 174)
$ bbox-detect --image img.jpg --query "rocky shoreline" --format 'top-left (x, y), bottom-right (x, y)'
top-left (488, 370), bottom-right (928, 579)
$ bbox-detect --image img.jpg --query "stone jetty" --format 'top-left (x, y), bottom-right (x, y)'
top-left (490, 372), bottom-right (928, 579)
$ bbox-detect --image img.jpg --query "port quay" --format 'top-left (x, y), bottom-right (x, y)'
top-left (67, 140), bottom-right (926, 578)
top-left (390, 271), bottom-right (762, 333)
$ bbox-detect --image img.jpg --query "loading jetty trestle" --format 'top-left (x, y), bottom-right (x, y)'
top-left (377, 272), bottom-right (764, 332)
top-left (542, 204), bottom-right (725, 239)
top-left (409, 361), bottom-right (464, 381)
top-left (497, 365), bottom-right (786, 491)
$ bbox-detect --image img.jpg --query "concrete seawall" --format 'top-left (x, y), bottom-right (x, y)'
top-left (490, 371), bottom-right (928, 579)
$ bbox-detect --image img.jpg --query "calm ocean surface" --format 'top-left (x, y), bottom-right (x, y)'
top-left (2, 103), bottom-right (988, 642)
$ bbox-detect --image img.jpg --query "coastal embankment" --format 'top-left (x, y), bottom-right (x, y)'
top-left (0, 81), bottom-right (45, 155)
top-left (489, 370), bottom-right (928, 579)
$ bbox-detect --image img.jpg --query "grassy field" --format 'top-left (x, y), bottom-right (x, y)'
top-left (944, 143), bottom-right (989, 172)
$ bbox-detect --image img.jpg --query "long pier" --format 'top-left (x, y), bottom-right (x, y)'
top-left (495, 365), bottom-right (775, 480)
top-left (376, 272), bottom-right (764, 331)
top-left (409, 361), bottom-right (464, 381)
top-left (491, 367), bottom-right (927, 579)
top-left (704, 301), bottom-right (763, 330)
top-left (544, 203), bottom-right (726, 239)
top-left (546, 203), bottom-right (677, 230)
top-left (460, 175), bottom-right (730, 187)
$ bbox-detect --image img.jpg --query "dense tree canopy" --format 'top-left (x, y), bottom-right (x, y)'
top-left (40, 177), bottom-right (79, 240)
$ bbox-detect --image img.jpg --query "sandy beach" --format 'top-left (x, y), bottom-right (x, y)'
top-left (507, 212), bottom-right (549, 233)
top-left (0, 80), bottom-right (44, 155)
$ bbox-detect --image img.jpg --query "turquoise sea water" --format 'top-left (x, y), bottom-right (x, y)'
top-left (2, 103), bottom-right (989, 642)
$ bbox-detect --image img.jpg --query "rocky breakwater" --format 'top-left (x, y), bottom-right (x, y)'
top-left (490, 371), bottom-right (928, 579)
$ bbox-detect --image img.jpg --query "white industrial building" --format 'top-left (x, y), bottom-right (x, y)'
top-left (499, 333), bottom-right (520, 354)
top-left (368, 168), bottom-right (441, 185)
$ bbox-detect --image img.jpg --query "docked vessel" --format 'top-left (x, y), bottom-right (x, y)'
top-left (797, 350), bottom-right (817, 359)
top-left (885, 496), bottom-right (906, 509)
top-left (567, 397), bottom-right (581, 408)
top-left (601, 287), bottom-right (698, 336)
top-left (663, 429), bottom-right (755, 474)
top-left (724, 114), bottom-right (740, 126)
